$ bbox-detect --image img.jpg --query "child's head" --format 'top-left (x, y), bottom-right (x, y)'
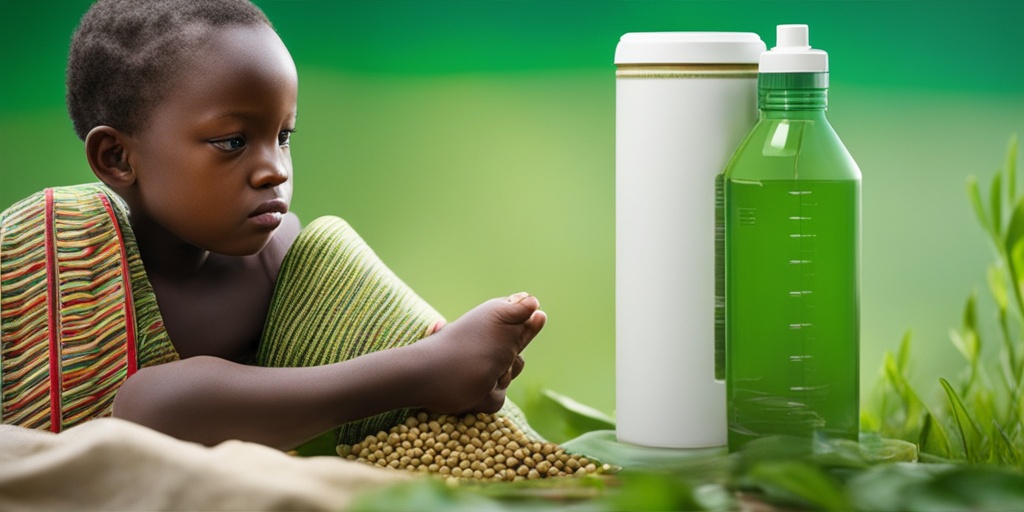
top-left (70, 0), bottom-right (299, 257)
top-left (67, 0), bottom-right (271, 140)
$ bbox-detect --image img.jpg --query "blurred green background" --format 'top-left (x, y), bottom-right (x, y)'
top-left (2, 0), bottom-right (1023, 420)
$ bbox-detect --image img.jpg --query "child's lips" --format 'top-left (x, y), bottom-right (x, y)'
top-left (249, 198), bottom-right (288, 228)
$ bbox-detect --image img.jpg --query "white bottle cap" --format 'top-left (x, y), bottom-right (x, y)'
top-left (759, 24), bottom-right (828, 73)
top-left (615, 32), bottom-right (765, 65)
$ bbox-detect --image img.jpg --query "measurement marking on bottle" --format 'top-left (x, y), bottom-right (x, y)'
top-left (789, 323), bottom-right (813, 329)
top-left (789, 190), bottom-right (813, 196)
top-left (788, 290), bottom-right (813, 296)
top-left (789, 216), bottom-right (811, 220)
top-left (789, 233), bottom-right (816, 238)
top-left (789, 354), bottom-right (814, 361)
top-left (789, 259), bottom-right (812, 264)
top-left (790, 385), bottom-right (828, 392)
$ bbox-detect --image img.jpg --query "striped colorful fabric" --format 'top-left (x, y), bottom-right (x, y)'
top-left (0, 184), bottom-right (178, 432)
top-left (257, 216), bottom-right (447, 444)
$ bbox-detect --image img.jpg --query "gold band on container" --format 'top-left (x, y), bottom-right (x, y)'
top-left (616, 63), bottom-right (758, 79)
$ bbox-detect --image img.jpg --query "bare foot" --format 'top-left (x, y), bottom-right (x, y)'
top-left (413, 293), bottom-right (546, 414)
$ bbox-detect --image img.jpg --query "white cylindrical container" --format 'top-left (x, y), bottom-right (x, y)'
top-left (615, 32), bottom-right (764, 448)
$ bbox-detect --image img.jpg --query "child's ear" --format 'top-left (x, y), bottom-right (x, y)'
top-left (85, 126), bottom-right (136, 189)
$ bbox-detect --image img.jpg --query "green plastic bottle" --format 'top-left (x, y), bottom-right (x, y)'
top-left (721, 24), bottom-right (861, 451)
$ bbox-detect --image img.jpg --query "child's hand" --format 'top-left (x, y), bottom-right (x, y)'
top-left (412, 293), bottom-right (545, 415)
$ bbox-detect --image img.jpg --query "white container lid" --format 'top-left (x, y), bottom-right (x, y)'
top-left (615, 32), bottom-right (765, 65)
top-left (759, 24), bottom-right (828, 73)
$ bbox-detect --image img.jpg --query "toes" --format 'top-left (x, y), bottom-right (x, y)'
top-left (494, 293), bottom-right (540, 325)
top-left (525, 309), bottom-right (547, 334)
top-left (506, 292), bottom-right (539, 310)
top-left (512, 310), bottom-right (545, 353)
top-left (497, 356), bottom-right (525, 389)
top-left (510, 355), bottom-right (525, 379)
top-left (497, 369), bottom-right (512, 389)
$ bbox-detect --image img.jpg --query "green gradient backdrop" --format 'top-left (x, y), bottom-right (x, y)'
top-left (2, 1), bottom-right (1023, 418)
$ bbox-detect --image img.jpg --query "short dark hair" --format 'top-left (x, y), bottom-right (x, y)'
top-left (66, 0), bottom-right (271, 140)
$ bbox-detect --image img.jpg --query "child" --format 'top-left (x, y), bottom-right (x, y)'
top-left (0, 0), bottom-right (545, 450)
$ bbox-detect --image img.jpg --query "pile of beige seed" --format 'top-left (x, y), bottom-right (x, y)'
top-left (338, 411), bottom-right (604, 481)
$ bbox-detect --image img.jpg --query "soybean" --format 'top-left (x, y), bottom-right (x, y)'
top-left (338, 412), bottom-right (605, 481)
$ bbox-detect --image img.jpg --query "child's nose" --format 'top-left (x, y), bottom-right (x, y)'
top-left (251, 149), bottom-right (290, 189)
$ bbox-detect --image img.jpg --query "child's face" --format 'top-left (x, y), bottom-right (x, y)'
top-left (126, 23), bottom-right (298, 256)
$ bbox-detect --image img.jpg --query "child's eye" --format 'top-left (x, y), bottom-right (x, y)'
top-left (278, 129), bottom-right (295, 147)
top-left (211, 136), bottom-right (246, 151)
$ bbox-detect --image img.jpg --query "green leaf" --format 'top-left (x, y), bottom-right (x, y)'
top-left (292, 430), bottom-right (339, 457)
top-left (968, 175), bottom-right (993, 238)
top-left (561, 429), bottom-right (727, 474)
top-left (1007, 133), bottom-right (1018, 204)
top-left (949, 293), bottom-right (980, 366)
top-left (521, 387), bottom-right (614, 444)
top-left (857, 432), bottom-right (919, 463)
top-left (993, 419), bottom-right (1021, 468)
top-left (883, 352), bottom-right (922, 436)
top-left (348, 478), bottom-right (505, 512)
top-left (540, 388), bottom-right (616, 428)
top-left (896, 330), bottom-right (912, 374)
top-left (919, 411), bottom-right (954, 459)
top-left (1011, 240), bottom-right (1024, 316)
top-left (988, 264), bottom-right (1010, 313)
top-left (1004, 200), bottom-right (1024, 260)
top-left (610, 471), bottom-right (705, 512)
top-left (847, 463), bottom-right (944, 512)
top-left (740, 460), bottom-right (849, 511)
top-left (991, 172), bottom-right (1003, 236)
top-left (918, 465), bottom-right (1024, 511)
top-left (940, 377), bottom-right (984, 463)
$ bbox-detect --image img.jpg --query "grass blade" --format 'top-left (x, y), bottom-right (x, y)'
top-left (1004, 203), bottom-right (1024, 266)
top-left (940, 377), bottom-right (984, 463)
top-left (968, 175), bottom-right (994, 239)
top-left (897, 330), bottom-right (912, 374)
top-left (992, 172), bottom-right (1003, 236)
top-left (988, 264), bottom-right (1010, 312)
top-left (993, 419), bottom-right (1021, 468)
top-left (949, 294), bottom-right (981, 392)
top-left (1010, 240), bottom-right (1024, 320)
top-left (918, 412), bottom-right (953, 459)
top-left (1007, 133), bottom-right (1018, 204)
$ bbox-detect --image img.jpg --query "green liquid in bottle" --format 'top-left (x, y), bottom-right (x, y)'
top-left (722, 70), bottom-right (861, 451)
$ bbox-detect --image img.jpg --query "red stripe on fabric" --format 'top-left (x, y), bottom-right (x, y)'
top-left (43, 188), bottom-right (62, 433)
top-left (99, 193), bottom-right (137, 376)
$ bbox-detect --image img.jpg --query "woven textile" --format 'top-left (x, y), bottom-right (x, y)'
top-left (257, 216), bottom-right (446, 444)
top-left (0, 184), bottom-right (178, 432)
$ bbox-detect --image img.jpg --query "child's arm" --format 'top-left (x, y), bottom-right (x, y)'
top-left (112, 294), bottom-right (544, 449)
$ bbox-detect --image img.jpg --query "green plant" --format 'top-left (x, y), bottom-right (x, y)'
top-left (864, 134), bottom-right (1023, 467)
